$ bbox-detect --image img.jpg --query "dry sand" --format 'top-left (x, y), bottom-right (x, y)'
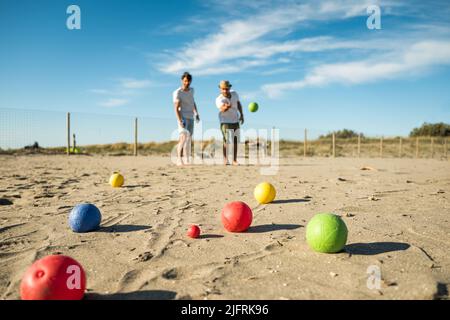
top-left (0, 154), bottom-right (449, 300)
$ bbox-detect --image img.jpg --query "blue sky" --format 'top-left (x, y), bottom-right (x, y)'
top-left (1, 0), bottom-right (450, 147)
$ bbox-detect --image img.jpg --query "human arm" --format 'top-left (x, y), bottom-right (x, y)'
top-left (220, 103), bottom-right (231, 113)
top-left (219, 98), bottom-right (231, 113)
top-left (216, 96), bottom-right (231, 113)
top-left (237, 100), bottom-right (244, 124)
top-left (174, 99), bottom-right (184, 127)
top-left (193, 103), bottom-right (200, 122)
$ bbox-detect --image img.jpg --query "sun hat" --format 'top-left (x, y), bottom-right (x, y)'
top-left (219, 80), bottom-right (232, 89)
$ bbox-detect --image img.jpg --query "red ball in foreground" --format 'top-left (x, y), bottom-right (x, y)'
top-left (221, 201), bottom-right (253, 232)
top-left (20, 255), bottom-right (86, 300)
top-left (187, 225), bottom-right (201, 238)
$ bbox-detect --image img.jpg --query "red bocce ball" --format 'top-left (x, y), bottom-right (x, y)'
top-left (187, 225), bottom-right (201, 238)
top-left (20, 255), bottom-right (86, 300)
top-left (221, 201), bottom-right (253, 232)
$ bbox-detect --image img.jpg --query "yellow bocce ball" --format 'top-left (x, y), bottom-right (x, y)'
top-left (254, 182), bottom-right (276, 204)
top-left (109, 172), bottom-right (124, 188)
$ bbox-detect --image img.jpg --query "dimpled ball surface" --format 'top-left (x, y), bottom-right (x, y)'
top-left (306, 213), bottom-right (348, 253)
top-left (69, 203), bottom-right (102, 233)
top-left (20, 255), bottom-right (86, 300)
top-left (254, 182), bottom-right (276, 204)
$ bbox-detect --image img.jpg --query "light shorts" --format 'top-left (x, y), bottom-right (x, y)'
top-left (178, 118), bottom-right (194, 136)
top-left (220, 122), bottom-right (240, 143)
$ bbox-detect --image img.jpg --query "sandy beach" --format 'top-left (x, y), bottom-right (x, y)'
top-left (0, 154), bottom-right (449, 300)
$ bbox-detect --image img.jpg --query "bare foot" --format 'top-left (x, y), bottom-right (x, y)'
top-left (232, 161), bottom-right (239, 166)
top-left (176, 158), bottom-right (184, 167)
top-left (223, 159), bottom-right (230, 166)
top-left (183, 158), bottom-right (191, 166)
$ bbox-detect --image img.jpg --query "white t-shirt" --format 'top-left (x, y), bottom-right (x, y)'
top-left (215, 91), bottom-right (240, 124)
top-left (173, 87), bottom-right (195, 119)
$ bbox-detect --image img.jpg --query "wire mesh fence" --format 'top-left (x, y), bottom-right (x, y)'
top-left (0, 108), bottom-right (448, 159)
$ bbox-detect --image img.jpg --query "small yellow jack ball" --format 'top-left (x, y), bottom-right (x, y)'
top-left (254, 182), bottom-right (276, 204)
top-left (109, 173), bottom-right (124, 188)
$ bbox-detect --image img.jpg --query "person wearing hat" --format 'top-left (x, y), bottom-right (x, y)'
top-left (215, 80), bottom-right (244, 165)
top-left (173, 72), bottom-right (200, 166)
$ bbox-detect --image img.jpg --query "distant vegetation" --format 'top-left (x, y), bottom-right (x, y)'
top-left (409, 122), bottom-right (450, 137)
top-left (1, 125), bottom-right (448, 159)
top-left (319, 129), bottom-right (364, 139)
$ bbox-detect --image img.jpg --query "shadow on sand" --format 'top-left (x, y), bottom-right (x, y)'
top-left (198, 234), bottom-right (224, 239)
top-left (345, 242), bottom-right (410, 255)
top-left (85, 290), bottom-right (177, 300)
top-left (123, 185), bottom-right (151, 189)
top-left (247, 224), bottom-right (303, 233)
top-left (99, 224), bottom-right (151, 233)
top-left (272, 198), bottom-right (311, 204)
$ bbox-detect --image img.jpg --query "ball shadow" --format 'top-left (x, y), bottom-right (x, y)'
top-left (198, 234), bottom-right (224, 239)
top-left (247, 224), bottom-right (303, 233)
top-left (123, 184), bottom-right (151, 189)
top-left (99, 224), bottom-right (151, 233)
top-left (345, 242), bottom-right (410, 255)
top-left (271, 198), bottom-right (311, 204)
top-left (85, 290), bottom-right (177, 300)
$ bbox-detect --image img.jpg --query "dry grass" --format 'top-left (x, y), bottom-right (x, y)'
top-left (276, 137), bottom-right (449, 159)
top-left (1, 137), bottom-right (448, 159)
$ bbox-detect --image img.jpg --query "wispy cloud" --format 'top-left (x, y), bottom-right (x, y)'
top-left (263, 40), bottom-right (450, 98)
top-left (89, 89), bottom-right (110, 95)
top-left (158, 0), bottom-right (381, 75)
top-left (91, 77), bottom-right (152, 107)
top-left (156, 0), bottom-right (450, 99)
top-left (119, 78), bottom-right (152, 89)
top-left (98, 98), bottom-right (129, 107)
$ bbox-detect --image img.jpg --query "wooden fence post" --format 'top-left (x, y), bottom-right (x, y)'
top-left (134, 117), bottom-right (138, 156)
top-left (67, 112), bottom-right (71, 155)
top-left (358, 133), bottom-right (361, 158)
top-left (445, 138), bottom-right (448, 159)
top-left (430, 137), bottom-right (434, 159)
top-left (332, 132), bottom-right (336, 158)
top-left (380, 136), bottom-right (383, 158)
top-left (304, 129), bottom-right (307, 158)
top-left (416, 137), bottom-right (419, 158)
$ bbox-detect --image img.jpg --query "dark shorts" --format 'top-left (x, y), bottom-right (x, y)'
top-left (178, 117), bottom-right (194, 136)
top-left (220, 123), bottom-right (240, 143)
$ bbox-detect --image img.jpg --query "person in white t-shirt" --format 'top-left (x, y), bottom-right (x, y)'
top-left (173, 72), bottom-right (200, 166)
top-left (215, 80), bottom-right (244, 165)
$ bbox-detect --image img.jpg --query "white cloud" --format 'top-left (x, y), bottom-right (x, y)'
top-left (89, 89), bottom-right (110, 95)
top-left (262, 40), bottom-right (450, 98)
top-left (99, 98), bottom-right (129, 107)
top-left (158, 1), bottom-right (377, 75)
top-left (156, 0), bottom-right (450, 99)
top-left (91, 78), bottom-right (152, 108)
top-left (119, 78), bottom-right (152, 89)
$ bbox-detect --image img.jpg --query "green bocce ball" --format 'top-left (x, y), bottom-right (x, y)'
top-left (248, 102), bottom-right (259, 112)
top-left (306, 213), bottom-right (348, 253)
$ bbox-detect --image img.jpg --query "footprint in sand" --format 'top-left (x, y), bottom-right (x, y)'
top-left (117, 269), bottom-right (140, 290)
top-left (161, 268), bottom-right (178, 280)
top-left (0, 238), bottom-right (33, 252)
top-left (14, 184), bottom-right (33, 190)
top-left (133, 252), bottom-right (154, 262)
top-left (33, 193), bottom-right (56, 199)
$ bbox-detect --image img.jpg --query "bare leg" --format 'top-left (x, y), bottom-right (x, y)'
top-left (184, 134), bottom-right (192, 165)
top-left (222, 143), bottom-right (229, 165)
top-left (177, 134), bottom-right (187, 166)
top-left (232, 135), bottom-right (239, 166)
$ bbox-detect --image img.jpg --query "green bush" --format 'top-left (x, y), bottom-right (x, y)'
top-left (319, 129), bottom-right (363, 139)
top-left (410, 122), bottom-right (450, 137)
